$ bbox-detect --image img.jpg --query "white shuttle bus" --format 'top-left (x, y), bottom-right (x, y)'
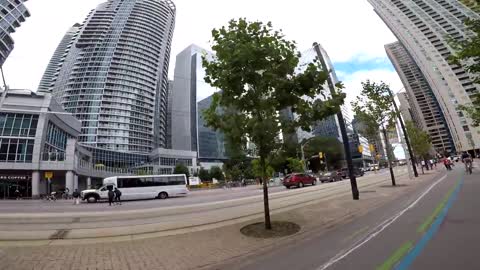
top-left (81, 174), bottom-right (188, 203)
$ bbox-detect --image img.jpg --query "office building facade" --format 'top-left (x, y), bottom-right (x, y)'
top-left (0, 0), bottom-right (29, 66)
top-left (42, 0), bottom-right (176, 155)
top-left (386, 41), bottom-right (455, 154)
top-left (171, 44), bottom-right (215, 151)
top-left (368, 0), bottom-right (480, 152)
top-left (197, 94), bottom-right (227, 161)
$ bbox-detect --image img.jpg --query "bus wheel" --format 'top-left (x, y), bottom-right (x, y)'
top-left (158, 192), bottom-right (168, 200)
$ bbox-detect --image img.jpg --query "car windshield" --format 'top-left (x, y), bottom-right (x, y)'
top-left (324, 172), bottom-right (332, 176)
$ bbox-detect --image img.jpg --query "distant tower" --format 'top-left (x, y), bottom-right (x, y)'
top-left (0, 0), bottom-right (30, 66)
top-left (37, 24), bottom-right (81, 92)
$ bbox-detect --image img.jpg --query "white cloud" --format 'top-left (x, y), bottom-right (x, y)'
top-left (3, 0), bottom-right (398, 91)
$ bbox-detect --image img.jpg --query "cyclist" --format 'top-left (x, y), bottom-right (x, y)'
top-left (462, 152), bottom-right (473, 173)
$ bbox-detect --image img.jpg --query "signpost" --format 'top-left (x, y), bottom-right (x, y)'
top-left (45, 172), bottom-right (53, 194)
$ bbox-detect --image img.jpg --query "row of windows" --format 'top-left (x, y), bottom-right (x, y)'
top-left (0, 113), bottom-right (38, 137)
top-left (45, 122), bottom-right (72, 151)
top-left (116, 176), bottom-right (185, 188)
top-left (158, 157), bottom-right (193, 166)
top-left (0, 138), bottom-right (34, 163)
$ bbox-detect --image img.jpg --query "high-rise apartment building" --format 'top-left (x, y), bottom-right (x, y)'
top-left (386, 41), bottom-right (455, 154)
top-left (171, 44), bottom-right (215, 151)
top-left (397, 92), bottom-right (415, 123)
top-left (368, 0), bottom-right (480, 152)
top-left (41, 0), bottom-right (176, 155)
top-left (37, 24), bottom-right (81, 92)
top-left (166, 80), bottom-right (174, 149)
top-left (0, 0), bottom-right (30, 66)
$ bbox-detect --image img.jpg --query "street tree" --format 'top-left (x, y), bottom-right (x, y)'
top-left (286, 157), bottom-right (304, 173)
top-left (351, 80), bottom-right (398, 186)
top-left (449, 11), bottom-right (480, 126)
top-left (405, 121), bottom-right (433, 174)
top-left (252, 159), bottom-right (274, 180)
top-left (210, 166), bottom-right (224, 181)
top-left (198, 168), bottom-right (211, 182)
top-left (202, 18), bottom-right (345, 229)
top-left (173, 163), bottom-right (190, 178)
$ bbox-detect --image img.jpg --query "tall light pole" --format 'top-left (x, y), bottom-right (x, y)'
top-left (313, 42), bottom-right (359, 200)
top-left (300, 136), bottom-right (316, 172)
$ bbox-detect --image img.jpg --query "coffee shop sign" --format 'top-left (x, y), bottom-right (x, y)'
top-left (0, 175), bottom-right (29, 181)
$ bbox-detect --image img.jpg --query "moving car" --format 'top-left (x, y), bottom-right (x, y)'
top-left (319, 171), bottom-right (343, 183)
top-left (283, 173), bottom-right (317, 189)
top-left (338, 167), bottom-right (365, 178)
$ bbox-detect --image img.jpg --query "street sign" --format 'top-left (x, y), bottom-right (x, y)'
top-left (45, 171), bottom-right (53, 179)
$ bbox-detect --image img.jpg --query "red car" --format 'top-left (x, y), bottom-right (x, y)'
top-left (283, 173), bottom-right (317, 189)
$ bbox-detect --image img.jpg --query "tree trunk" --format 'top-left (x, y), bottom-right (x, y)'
top-left (382, 127), bottom-right (396, 186)
top-left (260, 156), bottom-right (272, 230)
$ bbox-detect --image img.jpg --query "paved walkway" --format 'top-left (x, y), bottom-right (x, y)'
top-left (0, 169), bottom-right (443, 270)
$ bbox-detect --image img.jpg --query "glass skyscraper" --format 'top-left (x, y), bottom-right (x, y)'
top-left (367, 0), bottom-right (480, 152)
top-left (197, 94), bottom-right (226, 161)
top-left (0, 0), bottom-right (29, 66)
top-left (40, 0), bottom-right (176, 155)
top-left (171, 44), bottom-right (215, 152)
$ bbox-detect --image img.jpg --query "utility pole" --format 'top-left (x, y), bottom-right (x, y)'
top-left (313, 42), bottom-right (359, 200)
top-left (387, 89), bottom-right (419, 177)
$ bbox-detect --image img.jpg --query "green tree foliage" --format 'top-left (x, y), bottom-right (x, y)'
top-left (351, 81), bottom-right (398, 185)
top-left (303, 136), bottom-right (345, 170)
top-left (198, 168), bottom-right (211, 182)
top-left (449, 13), bottom-right (480, 126)
top-left (252, 159), bottom-right (274, 178)
top-left (209, 166), bottom-right (224, 181)
top-left (405, 121), bottom-right (432, 171)
top-left (173, 164), bottom-right (190, 178)
top-left (286, 157), bottom-right (303, 173)
top-left (202, 18), bottom-right (345, 229)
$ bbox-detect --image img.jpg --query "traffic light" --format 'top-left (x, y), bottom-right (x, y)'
top-left (319, 152), bottom-right (323, 159)
top-left (358, 145), bottom-right (364, 153)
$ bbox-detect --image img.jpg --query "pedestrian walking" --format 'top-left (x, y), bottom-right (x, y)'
top-left (72, 189), bottom-right (80, 205)
top-left (114, 188), bottom-right (122, 205)
top-left (14, 188), bottom-right (20, 200)
top-left (107, 186), bottom-right (115, 206)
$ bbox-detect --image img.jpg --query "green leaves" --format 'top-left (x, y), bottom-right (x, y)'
top-left (351, 80), bottom-right (398, 135)
top-left (405, 121), bottom-right (432, 158)
top-left (449, 17), bottom-right (480, 127)
top-left (203, 18), bottom-right (345, 165)
top-left (173, 164), bottom-right (190, 178)
top-left (286, 158), bottom-right (303, 173)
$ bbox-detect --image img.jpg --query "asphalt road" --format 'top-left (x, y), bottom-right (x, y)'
top-left (214, 164), bottom-right (479, 270)
top-left (0, 170), bottom-right (391, 213)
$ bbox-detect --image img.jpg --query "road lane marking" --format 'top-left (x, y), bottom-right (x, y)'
top-left (394, 174), bottom-right (464, 270)
top-left (316, 174), bottom-right (448, 270)
top-left (376, 241), bottom-right (413, 270)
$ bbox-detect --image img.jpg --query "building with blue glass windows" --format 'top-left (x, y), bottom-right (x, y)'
top-left (0, 0), bottom-right (29, 66)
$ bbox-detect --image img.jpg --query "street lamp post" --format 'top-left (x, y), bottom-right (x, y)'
top-left (313, 42), bottom-right (359, 200)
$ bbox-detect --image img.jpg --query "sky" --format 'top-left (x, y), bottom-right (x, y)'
top-left (2, 0), bottom-right (406, 159)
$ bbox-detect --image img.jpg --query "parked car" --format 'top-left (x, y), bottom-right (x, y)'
top-left (283, 173), bottom-right (317, 189)
top-left (338, 167), bottom-right (365, 178)
top-left (319, 171), bottom-right (343, 183)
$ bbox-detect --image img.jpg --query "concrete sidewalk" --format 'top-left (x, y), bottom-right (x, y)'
top-left (0, 169), bottom-right (444, 270)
